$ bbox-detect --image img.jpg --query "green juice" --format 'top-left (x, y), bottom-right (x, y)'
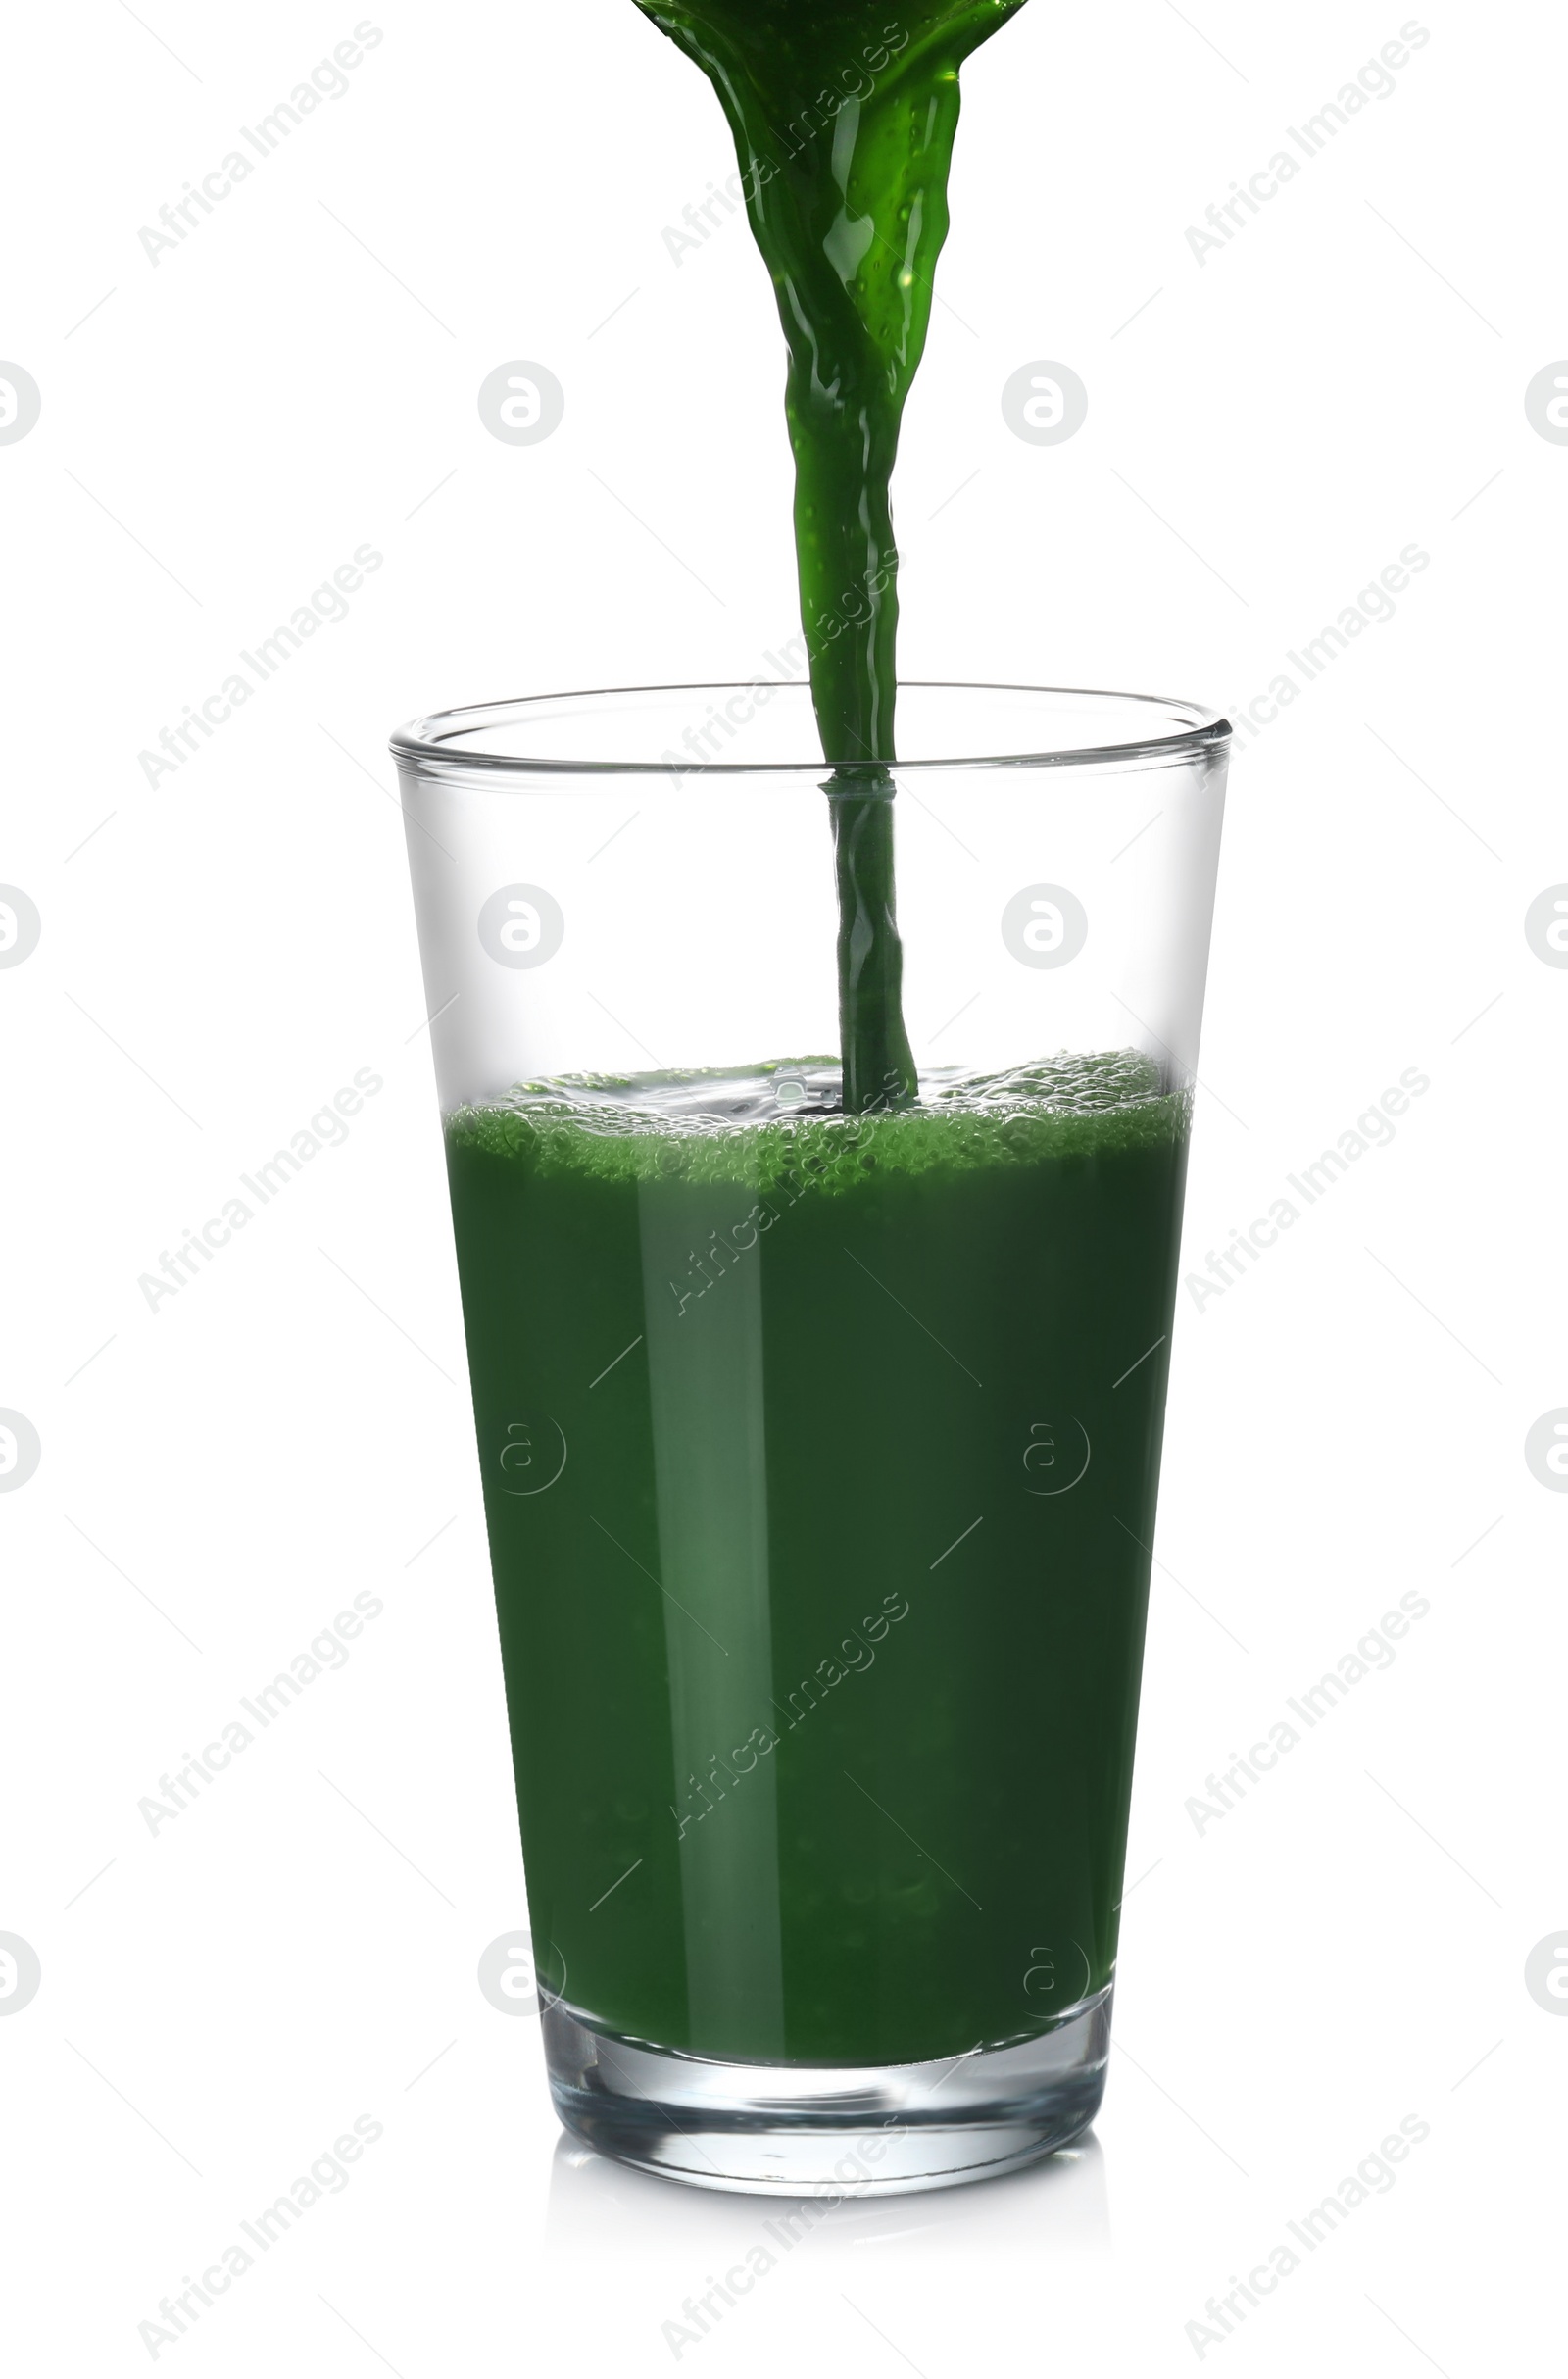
top-left (448, 1061), bottom-right (1188, 2064)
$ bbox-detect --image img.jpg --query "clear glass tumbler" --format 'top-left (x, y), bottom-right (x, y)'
top-left (392, 682), bottom-right (1229, 2195)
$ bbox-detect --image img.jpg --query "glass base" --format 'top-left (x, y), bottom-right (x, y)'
top-left (543, 1986), bottom-right (1111, 2196)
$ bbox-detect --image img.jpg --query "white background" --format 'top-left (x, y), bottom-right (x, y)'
top-left (3, 0), bottom-right (1564, 2370)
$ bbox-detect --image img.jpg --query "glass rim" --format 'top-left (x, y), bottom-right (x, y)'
top-left (389, 680), bottom-right (1233, 777)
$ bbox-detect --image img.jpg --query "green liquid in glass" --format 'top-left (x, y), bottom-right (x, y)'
top-left (448, 1063), bottom-right (1188, 2063)
top-left (636, 0), bottom-right (1027, 1107)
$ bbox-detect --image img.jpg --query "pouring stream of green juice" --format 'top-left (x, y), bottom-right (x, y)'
top-left (634, 0), bottom-right (1028, 1108)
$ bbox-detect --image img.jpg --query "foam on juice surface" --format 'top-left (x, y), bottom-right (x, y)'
top-left (447, 1052), bottom-right (1188, 1192)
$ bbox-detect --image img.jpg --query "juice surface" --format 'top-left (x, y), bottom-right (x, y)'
top-left (448, 1059), bottom-right (1187, 2064)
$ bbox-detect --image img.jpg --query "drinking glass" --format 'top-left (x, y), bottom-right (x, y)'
top-left (393, 681), bottom-right (1229, 2194)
